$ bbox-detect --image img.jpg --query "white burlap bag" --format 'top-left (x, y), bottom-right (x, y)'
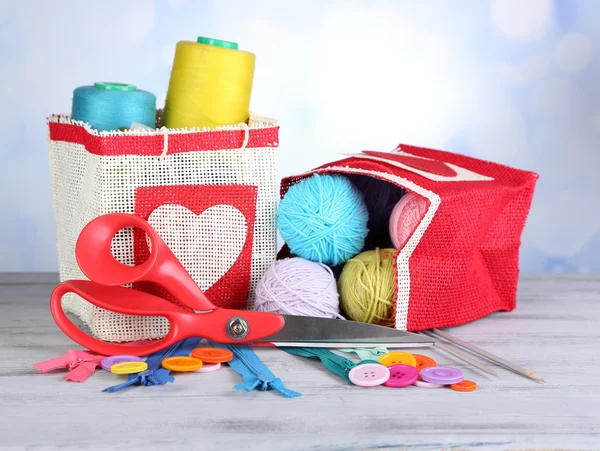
top-left (48, 112), bottom-right (278, 342)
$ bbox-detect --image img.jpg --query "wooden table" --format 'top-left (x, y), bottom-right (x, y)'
top-left (1, 273), bottom-right (599, 451)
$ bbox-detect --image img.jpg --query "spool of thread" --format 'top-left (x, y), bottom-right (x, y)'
top-left (347, 175), bottom-right (405, 249)
top-left (254, 257), bottom-right (343, 319)
top-left (164, 36), bottom-right (255, 129)
top-left (71, 82), bottom-right (156, 132)
top-left (389, 192), bottom-right (429, 250)
top-left (338, 248), bottom-right (396, 326)
top-left (277, 173), bottom-right (369, 266)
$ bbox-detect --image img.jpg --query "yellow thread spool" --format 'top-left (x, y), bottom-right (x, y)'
top-left (164, 36), bottom-right (255, 129)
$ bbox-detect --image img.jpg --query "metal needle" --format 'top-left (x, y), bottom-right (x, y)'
top-left (418, 331), bottom-right (499, 377)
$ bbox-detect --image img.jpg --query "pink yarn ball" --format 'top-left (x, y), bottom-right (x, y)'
top-left (389, 193), bottom-right (429, 250)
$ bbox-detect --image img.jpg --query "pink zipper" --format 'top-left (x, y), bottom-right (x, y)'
top-left (34, 350), bottom-right (106, 382)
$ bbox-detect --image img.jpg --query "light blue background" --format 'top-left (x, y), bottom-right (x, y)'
top-left (0, 0), bottom-right (597, 273)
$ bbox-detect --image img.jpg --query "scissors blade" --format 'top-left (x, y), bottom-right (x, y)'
top-left (255, 315), bottom-right (434, 348)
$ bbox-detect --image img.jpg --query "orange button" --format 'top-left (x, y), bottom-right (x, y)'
top-left (192, 347), bottom-right (233, 363)
top-left (450, 380), bottom-right (477, 392)
top-left (412, 354), bottom-right (437, 371)
top-left (377, 351), bottom-right (417, 367)
top-left (161, 356), bottom-right (203, 372)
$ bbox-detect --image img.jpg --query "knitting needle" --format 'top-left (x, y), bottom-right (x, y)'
top-left (430, 328), bottom-right (545, 383)
top-left (417, 331), bottom-right (498, 376)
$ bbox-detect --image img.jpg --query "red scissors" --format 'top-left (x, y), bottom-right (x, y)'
top-left (50, 213), bottom-right (432, 356)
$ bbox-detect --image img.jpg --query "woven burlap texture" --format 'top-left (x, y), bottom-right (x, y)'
top-left (48, 113), bottom-right (278, 342)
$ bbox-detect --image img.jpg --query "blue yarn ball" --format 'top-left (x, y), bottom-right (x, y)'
top-left (277, 173), bottom-right (369, 266)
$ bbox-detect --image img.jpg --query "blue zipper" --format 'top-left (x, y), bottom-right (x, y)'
top-left (102, 338), bottom-right (300, 397)
top-left (103, 337), bottom-right (201, 392)
top-left (209, 341), bottom-right (301, 398)
top-left (227, 345), bottom-right (268, 381)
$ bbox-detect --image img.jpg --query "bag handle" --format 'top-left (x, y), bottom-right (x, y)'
top-left (158, 123), bottom-right (249, 159)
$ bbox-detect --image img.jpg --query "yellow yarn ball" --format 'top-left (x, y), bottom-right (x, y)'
top-left (338, 248), bottom-right (397, 326)
top-left (164, 40), bottom-right (255, 129)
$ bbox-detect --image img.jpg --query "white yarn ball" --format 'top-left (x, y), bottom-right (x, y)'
top-left (254, 257), bottom-right (344, 319)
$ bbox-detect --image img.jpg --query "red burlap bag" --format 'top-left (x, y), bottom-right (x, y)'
top-left (280, 144), bottom-right (538, 331)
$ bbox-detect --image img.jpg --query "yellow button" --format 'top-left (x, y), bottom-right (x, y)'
top-left (377, 352), bottom-right (417, 367)
top-left (161, 356), bottom-right (203, 372)
top-left (110, 361), bottom-right (148, 374)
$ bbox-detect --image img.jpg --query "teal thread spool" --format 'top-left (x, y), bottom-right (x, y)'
top-left (71, 82), bottom-right (157, 132)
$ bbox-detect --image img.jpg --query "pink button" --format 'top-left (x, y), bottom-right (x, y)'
top-left (349, 363), bottom-right (390, 387)
top-left (197, 362), bottom-right (221, 373)
top-left (413, 375), bottom-right (444, 388)
top-left (383, 364), bottom-right (419, 388)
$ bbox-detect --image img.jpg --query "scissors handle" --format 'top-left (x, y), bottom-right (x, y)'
top-left (51, 280), bottom-right (285, 356)
top-left (75, 213), bottom-right (213, 312)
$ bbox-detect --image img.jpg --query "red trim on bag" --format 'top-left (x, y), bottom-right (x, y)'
top-left (362, 151), bottom-right (458, 177)
top-left (49, 122), bottom-right (279, 156)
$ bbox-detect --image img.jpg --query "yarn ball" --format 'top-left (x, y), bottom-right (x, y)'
top-left (389, 193), bottom-right (429, 250)
top-left (277, 173), bottom-right (369, 266)
top-left (254, 257), bottom-right (344, 319)
top-left (347, 174), bottom-right (405, 249)
top-left (338, 248), bottom-right (397, 326)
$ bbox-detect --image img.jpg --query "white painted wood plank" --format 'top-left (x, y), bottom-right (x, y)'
top-left (0, 274), bottom-right (598, 450)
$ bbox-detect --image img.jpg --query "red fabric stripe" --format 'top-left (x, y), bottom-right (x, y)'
top-left (49, 122), bottom-right (279, 156)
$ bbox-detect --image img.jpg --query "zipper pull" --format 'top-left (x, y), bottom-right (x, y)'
top-left (35, 350), bottom-right (106, 383)
top-left (209, 342), bottom-right (301, 398)
top-left (103, 365), bottom-right (174, 393)
top-left (102, 337), bottom-right (200, 393)
top-left (139, 368), bottom-right (174, 386)
top-left (65, 351), bottom-right (105, 382)
top-left (338, 347), bottom-right (388, 361)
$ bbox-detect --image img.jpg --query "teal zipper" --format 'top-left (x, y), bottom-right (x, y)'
top-left (339, 347), bottom-right (388, 361)
top-left (283, 347), bottom-right (382, 384)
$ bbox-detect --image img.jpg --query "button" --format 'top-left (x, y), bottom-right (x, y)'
top-left (349, 363), bottom-right (390, 387)
top-left (101, 355), bottom-right (144, 372)
top-left (413, 375), bottom-right (444, 388)
top-left (412, 354), bottom-right (436, 371)
top-left (161, 356), bottom-right (203, 372)
top-left (450, 380), bottom-right (477, 392)
top-left (197, 362), bottom-right (221, 373)
top-left (383, 364), bottom-right (419, 388)
top-left (420, 366), bottom-right (464, 385)
top-left (377, 351), bottom-right (417, 367)
top-left (191, 347), bottom-right (234, 363)
top-left (110, 361), bottom-right (148, 374)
